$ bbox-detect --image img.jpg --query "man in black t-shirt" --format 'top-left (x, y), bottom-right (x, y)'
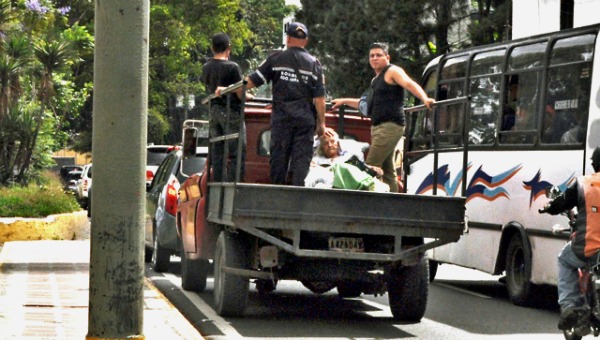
top-left (242, 22), bottom-right (327, 186)
top-left (201, 33), bottom-right (248, 182)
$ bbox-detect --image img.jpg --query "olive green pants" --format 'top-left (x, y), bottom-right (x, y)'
top-left (366, 122), bottom-right (405, 192)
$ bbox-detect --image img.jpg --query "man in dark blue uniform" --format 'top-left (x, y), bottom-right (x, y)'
top-left (245, 22), bottom-right (326, 186)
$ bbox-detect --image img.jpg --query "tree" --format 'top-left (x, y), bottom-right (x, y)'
top-left (469, 0), bottom-right (512, 45)
top-left (296, 0), bottom-right (468, 98)
top-left (0, 0), bottom-right (91, 185)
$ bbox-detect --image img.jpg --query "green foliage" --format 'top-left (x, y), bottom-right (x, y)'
top-left (0, 171), bottom-right (80, 217)
top-left (148, 107), bottom-right (171, 144)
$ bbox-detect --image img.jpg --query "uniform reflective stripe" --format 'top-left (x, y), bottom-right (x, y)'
top-left (582, 173), bottom-right (600, 257)
top-left (299, 69), bottom-right (318, 81)
top-left (272, 67), bottom-right (318, 81)
top-left (255, 70), bottom-right (267, 84)
top-left (272, 66), bottom-right (296, 73)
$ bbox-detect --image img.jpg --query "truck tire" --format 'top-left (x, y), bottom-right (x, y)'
top-left (256, 279), bottom-right (277, 294)
top-left (301, 281), bottom-right (336, 294)
top-left (505, 233), bottom-right (533, 306)
top-left (337, 282), bottom-right (362, 298)
top-left (152, 233), bottom-right (171, 273)
top-left (429, 260), bottom-right (438, 282)
top-left (214, 230), bottom-right (250, 317)
top-left (180, 239), bottom-right (209, 292)
top-left (387, 254), bottom-right (429, 321)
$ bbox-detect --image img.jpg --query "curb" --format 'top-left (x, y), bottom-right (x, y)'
top-left (0, 210), bottom-right (90, 243)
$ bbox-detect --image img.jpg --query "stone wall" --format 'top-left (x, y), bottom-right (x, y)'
top-left (0, 211), bottom-right (90, 243)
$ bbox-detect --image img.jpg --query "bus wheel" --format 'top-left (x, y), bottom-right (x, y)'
top-left (214, 230), bottom-right (249, 317)
top-left (387, 254), bottom-right (429, 321)
top-left (505, 234), bottom-right (533, 306)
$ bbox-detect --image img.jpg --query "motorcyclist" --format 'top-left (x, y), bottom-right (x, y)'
top-left (543, 147), bottom-right (600, 330)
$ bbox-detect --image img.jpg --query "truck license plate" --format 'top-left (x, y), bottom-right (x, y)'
top-left (328, 237), bottom-right (364, 252)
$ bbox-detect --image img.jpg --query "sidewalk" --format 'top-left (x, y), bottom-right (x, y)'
top-left (0, 240), bottom-right (204, 339)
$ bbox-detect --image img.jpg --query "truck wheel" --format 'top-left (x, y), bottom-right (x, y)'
top-left (429, 260), bottom-right (438, 282)
top-left (152, 233), bottom-right (171, 273)
top-left (180, 239), bottom-right (209, 292)
top-left (505, 234), bottom-right (533, 306)
top-left (337, 282), bottom-right (362, 298)
top-left (387, 254), bottom-right (429, 321)
top-left (214, 230), bottom-right (250, 317)
top-left (301, 281), bottom-right (336, 294)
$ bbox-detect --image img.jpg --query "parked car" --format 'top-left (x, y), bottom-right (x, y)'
top-left (64, 170), bottom-right (82, 194)
top-left (59, 165), bottom-right (83, 184)
top-left (146, 144), bottom-right (177, 187)
top-left (76, 164), bottom-right (92, 209)
top-left (144, 146), bottom-right (208, 272)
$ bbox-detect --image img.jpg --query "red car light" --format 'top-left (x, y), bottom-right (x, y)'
top-left (146, 170), bottom-right (154, 182)
top-left (165, 179), bottom-right (178, 216)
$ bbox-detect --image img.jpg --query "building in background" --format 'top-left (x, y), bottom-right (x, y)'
top-left (513, 0), bottom-right (600, 39)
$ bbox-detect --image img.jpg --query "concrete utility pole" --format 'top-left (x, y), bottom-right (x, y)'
top-left (87, 0), bottom-right (149, 339)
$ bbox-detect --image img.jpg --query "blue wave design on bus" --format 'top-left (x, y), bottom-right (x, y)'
top-left (523, 171), bottom-right (576, 207)
top-left (416, 163), bottom-right (521, 203)
top-left (465, 164), bottom-right (522, 203)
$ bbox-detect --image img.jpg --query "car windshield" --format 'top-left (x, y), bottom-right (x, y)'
top-left (147, 147), bottom-right (172, 166)
top-left (178, 155), bottom-right (207, 181)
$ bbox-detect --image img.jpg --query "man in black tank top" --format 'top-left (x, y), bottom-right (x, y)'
top-left (332, 42), bottom-right (434, 192)
top-left (202, 33), bottom-right (251, 182)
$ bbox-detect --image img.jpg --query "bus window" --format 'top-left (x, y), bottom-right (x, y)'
top-left (499, 71), bottom-right (539, 144)
top-left (541, 34), bottom-right (595, 144)
top-left (468, 76), bottom-right (500, 145)
top-left (468, 50), bottom-right (504, 146)
top-left (550, 34), bottom-right (595, 64)
top-left (470, 49), bottom-right (505, 76)
top-left (440, 55), bottom-right (468, 80)
top-left (508, 42), bottom-right (547, 70)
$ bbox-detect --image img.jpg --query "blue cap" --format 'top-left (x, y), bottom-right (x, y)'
top-left (286, 22), bottom-right (308, 39)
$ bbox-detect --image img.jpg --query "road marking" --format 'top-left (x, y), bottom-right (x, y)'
top-left (160, 272), bottom-right (244, 339)
top-left (434, 282), bottom-right (492, 299)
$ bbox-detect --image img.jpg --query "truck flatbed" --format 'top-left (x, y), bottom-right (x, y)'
top-left (207, 182), bottom-right (465, 262)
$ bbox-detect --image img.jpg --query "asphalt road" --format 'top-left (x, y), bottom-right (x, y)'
top-left (147, 259), bottom-right (566, 339)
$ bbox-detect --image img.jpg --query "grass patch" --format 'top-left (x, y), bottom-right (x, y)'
top-left (0, 171), bottom-right (81, 218)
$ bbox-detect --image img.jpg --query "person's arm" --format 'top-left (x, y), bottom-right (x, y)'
top-left (216, 76), bottom-right (256, 99)
top-left (389, 66), bottom-right (435, 109)
top-left (331, 97), bottom-right (360, 110)
top-left (545, 183), bottom-right (578, 215)
top-left (314, 96), bottom-right (326, 137)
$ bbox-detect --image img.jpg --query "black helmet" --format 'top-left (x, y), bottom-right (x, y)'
top-left (592, 147), bottom-right (600, 172)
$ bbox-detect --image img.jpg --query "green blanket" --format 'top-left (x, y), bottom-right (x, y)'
top-left (331, 163), bottom-right (375, 191)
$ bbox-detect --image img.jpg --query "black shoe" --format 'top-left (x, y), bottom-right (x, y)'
top-left (558, 307), bottom-right (577, 330)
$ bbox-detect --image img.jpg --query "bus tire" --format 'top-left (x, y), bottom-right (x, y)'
top-left (505, 233), bottom-right (533, 306)
top-left (180, 238), bottom-right (209, 292)
top-left (387, 254), bottom-right (429, 321)
top-left (214, 230), bottom-right (249, 317)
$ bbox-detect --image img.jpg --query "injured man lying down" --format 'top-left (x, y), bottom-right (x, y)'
top-left (304, 128), bottom-right (389, 192)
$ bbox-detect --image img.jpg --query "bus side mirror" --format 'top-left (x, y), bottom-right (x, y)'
top-left (182, 127), bottom-right (197, 157)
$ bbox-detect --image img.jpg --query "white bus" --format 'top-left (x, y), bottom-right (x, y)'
top-left (404, 23), bottom-right (600, 306)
